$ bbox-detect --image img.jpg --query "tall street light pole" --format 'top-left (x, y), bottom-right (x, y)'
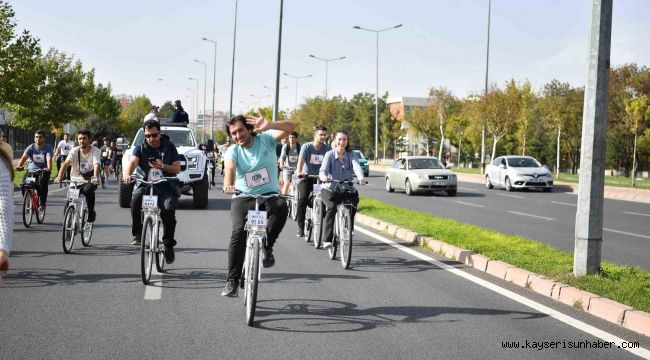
top-left (264, 85), bottom-right (287, 111)
top-left (194, 59), bottom-right (208, 140)
top-left (480, 0), bottom-right (491, 175)
top-left (283, 73), bottom-right (312, 115)
top-left (202, 38), bottom-right (218, 140)
top-left (309, 54), bottom-right (346, 99)
top-left (272, 0), bottom-right (284, 122)
top-left (189, 77), bottom-right (201, 142)
top-left (353, 23), bottom-right (402, 163)
top-left (186, 87), bottom-right (195, 132)
top-left (229, 0), bottom-right (239, 119)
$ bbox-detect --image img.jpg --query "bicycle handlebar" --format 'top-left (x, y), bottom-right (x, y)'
top-left (134, 176), bottom-right (179, 186)
top-left (16, 167), bottom-right (47, 173)
top-left (225, 189), bottom-right (281, 199)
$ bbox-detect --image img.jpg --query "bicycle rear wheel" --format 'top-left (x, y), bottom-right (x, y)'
top-left (36, 196), bottom-right (45, 224)
top-left (340, 207), bottom-right (353, 269)
top-left (62, 205), bottom-right (76, 253)
top-left (245, 235), bottom-right (260, 326)
top-left (312, 200), bottom-right (323, 249)
top-left (304, 208), bottom-right (312, 243)
top-left (140, 217), bottom-right (154, 284)
top-left (22, 191), bottom-right (33, 228)
top-left (155, 222), bottom-right (165, 273)
top-left (80, 206), bottom-right (93, 247)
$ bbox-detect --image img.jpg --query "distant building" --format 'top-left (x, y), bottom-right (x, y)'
top-left (115, 94), bottom-right (133, 110)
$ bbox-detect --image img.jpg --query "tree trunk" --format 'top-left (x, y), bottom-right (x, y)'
top-left (522, 134), bottom-right (526, 156)
top-left (555, 126), bottom-right (561, 178)
top-left (491, 135), bottom-right (499, 164)
top-left (438, 120), bottom-right (445, 160)
top-left (632, 131), bottom-right (638, 187)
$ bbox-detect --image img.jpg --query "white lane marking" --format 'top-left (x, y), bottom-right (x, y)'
top-left (623, 211), bottom-right (650, 217)
top-left (603, 228), bottom-right (650, 240)
top-left (507, 211), bottom-right (554, 221)
top-left (458, 187), bottom-right (479, 192)
top-left (144, 267), bottom-right (163, 300)
top-left (551, 201), bottom-right (576, 207)
top-left (454, 201), bottom-right (485, 208)
top-left (355, 226), bottom-right (650, 359)
top-left (495, 192), bottom-right (525, 199)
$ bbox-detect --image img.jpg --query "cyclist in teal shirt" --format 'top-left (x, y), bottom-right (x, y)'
top-left (221, 115), bottom-right (296, 297)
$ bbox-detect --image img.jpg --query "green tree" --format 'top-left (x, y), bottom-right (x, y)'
top-left (120, 95), bottom-right (151, 136)
top-left (158, 101), bottom-right (174, 119)
top-left (78, 69), bottom-right (121, 139)
top-left (624, 95), bottom-right (650, 186)
top-left (429, 87), bottom-right (459, 159)
top-left (0, 1), bottom-right (42, 108)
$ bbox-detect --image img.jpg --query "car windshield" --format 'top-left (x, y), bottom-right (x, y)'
top-left (408, 158), bottom-right (443, 170)
top-left (133, 129), bottom-right (196, 148)
top-left (353, 150), bottom-right (366, 160)
top-left (507, 157), bottom-right (541, 168)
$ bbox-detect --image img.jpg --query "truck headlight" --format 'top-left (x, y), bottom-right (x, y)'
top-left (186, 156), bottom-right (198, 170)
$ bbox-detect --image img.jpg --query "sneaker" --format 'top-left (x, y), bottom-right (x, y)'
top-left (296, 229), bottom-right (305, 238)
top-left (221, 279), bottom-right (239, 297)
top-left (38, 205), bottom-right (46, 212)
top-left (87, 210), bottom-right (96, 223)
top-left (262, 248), bottom-right (275, 268)
top-left (321, 242), bottom-right (333, 250)
top-left (165, 246), bottom-right (175, 264)
top-left (131, 236), bottom-right (141, 246)
top-left (210, 182), bottom-right (216, 186)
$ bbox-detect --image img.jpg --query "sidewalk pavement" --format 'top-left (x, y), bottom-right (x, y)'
top-left (369, 164), bottom-right (650, 204)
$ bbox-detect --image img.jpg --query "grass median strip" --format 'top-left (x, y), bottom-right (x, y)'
top-left (358, 196), bottom-right (650, 313)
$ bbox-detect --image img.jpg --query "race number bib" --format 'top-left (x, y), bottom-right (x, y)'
top-left (245, 168), bottom-right (270, 188)
top-left (25, 177), bottom-right (36, 184)
top-left (207, 152), bottom-right (215, 159)
top-left (248, 210), bottom-right (268, 229)
top-left (67, 188), bottom-right (80, 201)
top-left (310, 154), bottom-right (323, 165)
top-left (313, 183), bottom-right (322, 192)
top-left (148, 168), bottom-right (163, 181)
top-left (142, 195), bottom-right (158, 209)
top-left (289, 155), bottom-right (298, 163)
top-left (116, 150), bottom-right (122, 156)
top-left (101, 151), bottom-right (108, 157)
top-left (33, 154), bottom-right (45, 163)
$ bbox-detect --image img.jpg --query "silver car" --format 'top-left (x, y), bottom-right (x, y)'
top-left (485, 156), bottom-right (553, 192)
top-left (385, 156), bottom-right (458, 196)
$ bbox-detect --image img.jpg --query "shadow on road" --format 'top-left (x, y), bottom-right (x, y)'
top-left (253, 298), bottom-right (547, 332)
top-left (0, 268), bottom-right (140, 288)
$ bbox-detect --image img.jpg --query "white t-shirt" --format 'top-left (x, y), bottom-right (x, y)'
top-left (143, 113), bottom-right (158, 123)
top-left (57, 140), bottom-right (75, 156)
top-left (65, 146), bottom-right (101, 179)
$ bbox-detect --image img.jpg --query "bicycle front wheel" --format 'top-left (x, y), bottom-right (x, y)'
top-left (22, 191), bottom-right (34, 228)
top-left (245, 235), bottom-right (261, 326)
top-left (62, 204), bottom-right (76, 253)
top-left (290, 196), bottom-right (298, 221)
top-left (340, 208), bottom-right (353, 269)
top-left (328, 216), bottom-right (338, 260)
top-left (80, 207), bottom-right (93, 247)
top-left (140, 216), bottom-right (155, 284)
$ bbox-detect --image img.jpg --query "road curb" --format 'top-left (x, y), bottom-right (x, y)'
top-left (355, 213), bottom-right (650, 338)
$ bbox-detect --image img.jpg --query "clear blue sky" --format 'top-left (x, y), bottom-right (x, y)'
top-left (10, 0), bottom-right (650, 116)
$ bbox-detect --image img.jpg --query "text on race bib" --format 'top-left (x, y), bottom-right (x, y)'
top-left (289, 155), bottom-right (298, 163)
top-left (148, 168), bottom-right (163, 181)
top-left (32, 154), bottom-right (45, 163)
top-left (309, 154), bottom-right (323, 165)
top-left (142, 195), bottom-right (158, 209)
top-left (67, 188), bottom-right (80, 201)
top-left (79, 160), bottom-right (92, 173)
top-left (244, 167), bottom-right (270, 188)
top-left (247, 210), bottom-right (268, 229)
top-left (313, 183), bottom-right (322, 192)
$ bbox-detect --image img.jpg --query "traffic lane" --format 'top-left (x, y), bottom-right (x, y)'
top-left (2, 184), bottom-right (646, 359)
top-left (365, 172), bottom-right (650, 269)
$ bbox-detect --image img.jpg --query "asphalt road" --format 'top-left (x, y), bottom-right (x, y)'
top-left (361, 170), bottom-right (650, 270)
top-left (1, 178), bottom-right (649, 359)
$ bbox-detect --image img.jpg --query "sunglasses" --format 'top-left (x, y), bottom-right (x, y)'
top-left (145, 133), bottom-right (160, 139)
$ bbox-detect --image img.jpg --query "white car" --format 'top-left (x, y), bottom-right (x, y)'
top-left (385, 156), bottom-right (457, 196)
top-left (119, 123), bottom-right (209, 208)
top-left (485, 156), bottom-right (553, 192)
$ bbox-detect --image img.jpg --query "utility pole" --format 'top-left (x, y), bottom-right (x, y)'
top-left (573, 0), bottom-right (613, 276)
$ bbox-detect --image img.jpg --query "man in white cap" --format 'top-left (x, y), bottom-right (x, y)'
top-left (143, 105), bottom-right (159, 123)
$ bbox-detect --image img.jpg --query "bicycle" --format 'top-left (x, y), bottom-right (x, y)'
top-left (207, 160), bottom-right (215, 190)
top-left (113, 158), bottom-right (122, 181)
top-left (61, 179), bottom-right (94, 253)
top-left (230, 190), bottom-right (279, 326)
top-left (17, 168), bottom-right (46, 228)
top-left (325, 180), bottom-right (359, 269)
top-left (136, 172), bottom-right (177, 285)
top-left (283, 166), bottom-right (297, 220)
top-left (299, 175), bottom-right (324, 248)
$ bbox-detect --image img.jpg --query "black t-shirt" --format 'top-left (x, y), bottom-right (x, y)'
top-left (171, 108), bottom-right (189, 125)
top-left (132, 135), bottom-right (180, 182)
